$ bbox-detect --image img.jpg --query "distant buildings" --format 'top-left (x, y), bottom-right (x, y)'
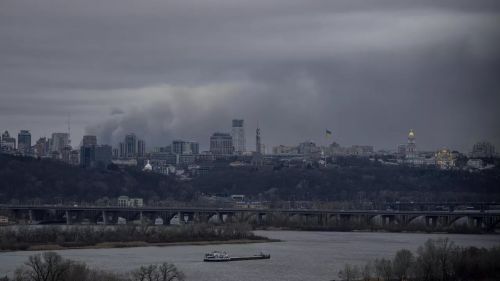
top-left (252, 127), bottom-right (263, 166)
top-left (80, 135), bottom-right (112, 168)
top-left (1, 131), bottom-right (16, 152)
top-left (2, 122), bottom-right (498, 175)
top-left (231, 119), bottom-right (246, 155)
top-left (124, 133), bottom-right (137, 157)
top-left (210, 132), bottom-right (233, 155)
top-left (17, 130), bottom-right (31, 155)
top-left (273, 145), bottom-right (299, 155)
top-left (117, 196), bottom-right (143, 207)
top-left (397, 144), bottom-right (407, 157)
top-left (118, 133), bottom-right (145, 158)
top-left (467, 158), bottom-right (484, 169)
top-left (471, 141), bottom-right (496, 158)
top-left (298, 141), bottom-right (318, 155)
top-left (137, 139), bottom-right (146, 157)
top-left (34, 137), bottom-right (50, 157)
top-left (172, 140), bottom-right (199, 155)
top-left (405, 129), bottom-right (417, 159)
top-left (435, 149), bottom-right (456, 169)
top-left (50, 133), bottom-right (70, 154)
top-left (82, 135), bottom-right (97, 146)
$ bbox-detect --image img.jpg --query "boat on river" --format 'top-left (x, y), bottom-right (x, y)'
top-left (203, 251), bottom-right (270, 262)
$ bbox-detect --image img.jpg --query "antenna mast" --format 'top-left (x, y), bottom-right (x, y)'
top-left (67, 113), bottom-right (71, 145)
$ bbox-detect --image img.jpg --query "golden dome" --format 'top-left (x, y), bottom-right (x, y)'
top-left (408, 129), bottom-right (415, 138)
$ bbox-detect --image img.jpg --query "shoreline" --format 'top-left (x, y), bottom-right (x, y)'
top-left (255, 226), bottom-right (497, 235)
top-left (1, 238), bottom-right (281, 253)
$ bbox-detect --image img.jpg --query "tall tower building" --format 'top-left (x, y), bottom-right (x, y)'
top-left (137, 139), bottom-right (146, 157)
top-left (231, 119), bottom-right (246, 155)
top-left (34, 137), bottom-right (49, 157)
top-left (82, 135), bottom-right (97, 147)
top-left (256, 127), bottom-right (261, 154)
top-left (406, 129), bottom-right (417, 159)
top-left (1, 131), bottom-right (16, 151)
top-left (50, 133), bottom-right (70, 153)
top-left (210, 132), bottom-right (234, 155)
top-left (17, 130), bottom-right (31, 155)
top-left (252, 126), bottom-right (263, 166)
top-left (124, 133), bottom-right (137, 158)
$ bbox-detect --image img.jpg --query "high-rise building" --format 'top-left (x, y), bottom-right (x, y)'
top-left (471, 141), bottom-right (496, 158)
top-left (80, 145), bottom-right (112, 168)
top-left (117, 134), bottom-right (144, 158)
top-left (70, 149), bottom-right (80, 165)
top-left (210, 132), bottom-right (234, 155)
top-left (112, 148), bottom-right (119, 158)
top-left (1, 131), bottom-right (16, 151)
top-left (17, 130), bottom-right (31, 155)
top-left (34, 137), bottom-right (50, 157)
top-left (397, 144), bottom-right (407, 157)
top-left (298, 141), bottom-right (317, 155)
top-left (119, 142), bottom-right (126, 158)
top-left (405, 129), bottom-right (417, 159)
top-left (50, 133), bottom-right (70, 154)
top-left (256, 127), bottom-right (261, 154)
top-left (137, 139), bottom-right (146, 157)
top-left (82, 135), bottom-right (97, 147)
top-left (231, 119), bottom-right (246, 155)
top-left (95, 145), bottom-right (112, 167)
top-left (252, 127), bottom-right (263, 166)
top-left (124, 133), bottom-right (137, 158)
top-left (61, 145), bottom-right (72, 163)
top-left (172, 140), bottom-right (199, 155)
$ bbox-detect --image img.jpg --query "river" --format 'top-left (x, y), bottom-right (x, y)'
top-left (1, 231), bottom-right (499, 280)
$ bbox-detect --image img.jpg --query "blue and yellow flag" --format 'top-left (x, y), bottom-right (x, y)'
top-left (325, 129), bottom-right (332, 137)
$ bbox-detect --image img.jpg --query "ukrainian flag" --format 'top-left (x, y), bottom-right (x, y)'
top-left (325, 129), bottom-right (332, 138)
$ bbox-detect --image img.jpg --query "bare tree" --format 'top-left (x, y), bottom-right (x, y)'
top-left (338, 263), bottom-right (360, 281)
top-left (434, 238), bottom-right (457, 281)
top-left (392, 249), bottom-right (414, 281)
top-left (362, 261), bottom-right (373, 281)
top-left (21, 252), bottom-right (70, 281)
top-left (416, 239), bottom-right (438, 281)
top-left (131, 263), bottom-right (184, 281)
top-left (158, 263), bottom-right (184, 281)
top-left (378, 258), bottom-right (392, 281)
top-left (374, 259), bottom-right (384, 281)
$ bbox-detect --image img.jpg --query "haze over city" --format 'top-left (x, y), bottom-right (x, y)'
top-left (1, 0), bottom-right (500, 151)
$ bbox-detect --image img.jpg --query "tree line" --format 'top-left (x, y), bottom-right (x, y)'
top-left (337, 238), bottom-right (500, 281)
top-left (0, 251), bottom-right (184, 281)
top-left (0, 223), bottom-right (266, 251)
top-left (1, 154), bottom-right (499, 204)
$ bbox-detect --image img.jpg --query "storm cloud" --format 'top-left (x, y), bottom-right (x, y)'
top-left (1, 0), bottom-right (499, 151)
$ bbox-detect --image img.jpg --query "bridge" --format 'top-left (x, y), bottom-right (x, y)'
top-left (1, 204), bottom-right (499, 231)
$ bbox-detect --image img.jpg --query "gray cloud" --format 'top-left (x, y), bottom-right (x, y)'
top-left (1, 0), bottom-right (499, 151)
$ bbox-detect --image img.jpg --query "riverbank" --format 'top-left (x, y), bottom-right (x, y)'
top-left (255, 224), bottom-right (493, 234)
top-left (3, 237), bottom-right (280, 252)
top-left (0, 223), bottom-right (273, 251)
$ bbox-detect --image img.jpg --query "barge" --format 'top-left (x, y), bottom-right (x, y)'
top-left (203, 251), bottom-right (270, 262)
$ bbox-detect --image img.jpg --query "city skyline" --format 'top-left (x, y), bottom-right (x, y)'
top-left (0, 124), bottom-right (496, 154)
top-left (1, 0), bottom-right (499, 152)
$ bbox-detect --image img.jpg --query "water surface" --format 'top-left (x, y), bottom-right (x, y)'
top-left (1, 231), bottom-right (498, 281)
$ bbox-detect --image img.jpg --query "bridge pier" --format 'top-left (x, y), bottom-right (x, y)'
top-left (102, 210), bottom-right (107, 225)
top-left (65, 210), bottom-right (70, 225)
top-left (425, 216), bottom-right (437, 227)
top-left (28, 209), bottom-right (33, 224)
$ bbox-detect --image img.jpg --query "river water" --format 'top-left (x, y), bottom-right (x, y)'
top-left (1, 231), bottom-right (499, 281)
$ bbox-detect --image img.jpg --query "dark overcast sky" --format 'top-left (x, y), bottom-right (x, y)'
top-left (1, 0), bottom-right (499, 152)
